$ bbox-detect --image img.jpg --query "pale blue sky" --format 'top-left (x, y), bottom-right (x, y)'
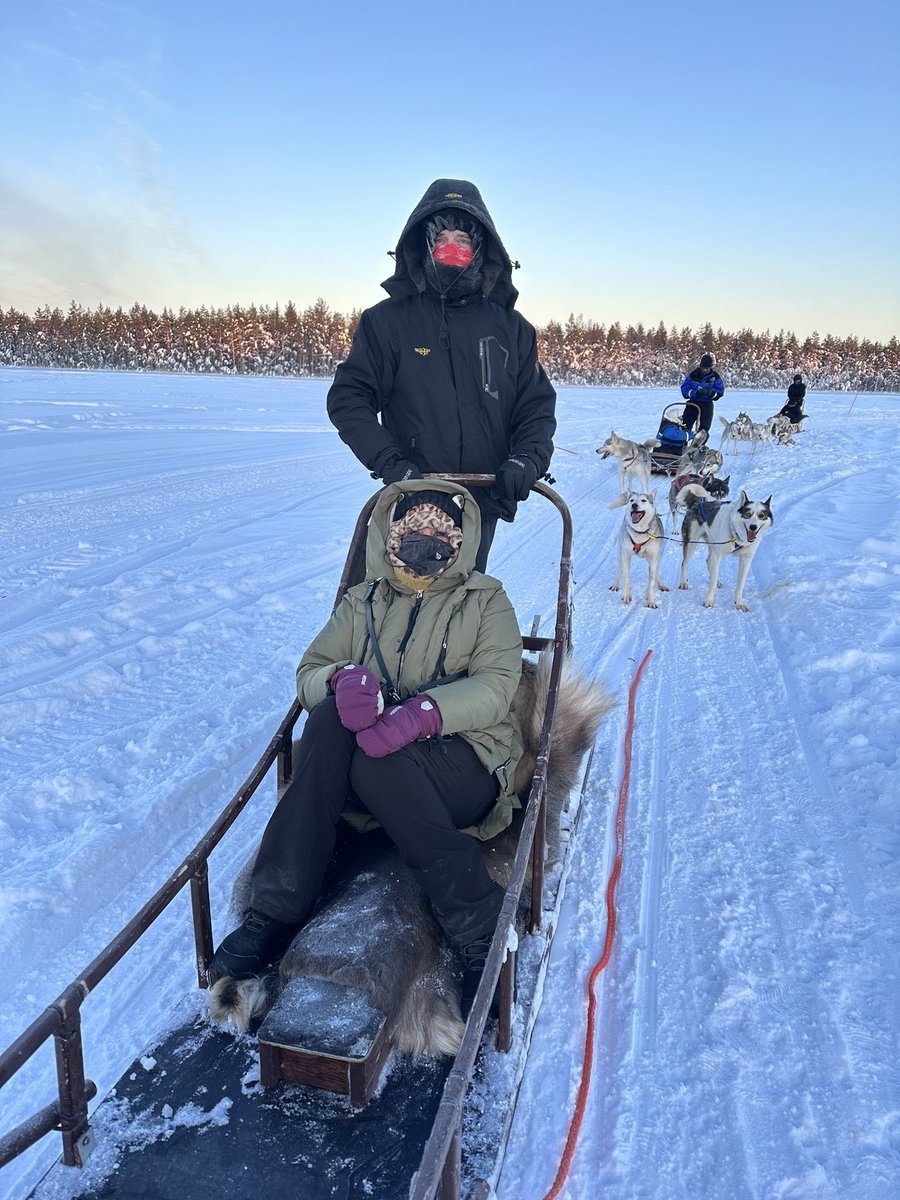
top-left (2, 0), bottom-right (898, 340)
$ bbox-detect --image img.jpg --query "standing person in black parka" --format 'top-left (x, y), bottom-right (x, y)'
top-left (326, 178), bottom-right (557, 572)
top-left (679, 352), bottom-right (725, 436)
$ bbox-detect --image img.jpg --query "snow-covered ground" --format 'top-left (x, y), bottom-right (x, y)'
top-left (1, 368), bottom-right (897, 1200)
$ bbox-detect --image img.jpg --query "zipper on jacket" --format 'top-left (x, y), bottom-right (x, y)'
top-left (396, 592), bottom-right (423, 689)
top-left (479, 336), bottom-right (509, 401)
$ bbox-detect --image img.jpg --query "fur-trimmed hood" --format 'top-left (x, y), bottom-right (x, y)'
top-left (381, 178), bottom-right (519, 310)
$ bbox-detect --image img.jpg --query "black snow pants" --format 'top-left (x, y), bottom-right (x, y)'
top-left (250, 695), bottom-right (504, 948)
top-left (682, 399), bottom-right (715, 435)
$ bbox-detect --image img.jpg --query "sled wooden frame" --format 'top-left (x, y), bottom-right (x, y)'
top-left (256, 977), bottom-right (393, 1106)
top-left (0, 474), bottom-right (572, 1200)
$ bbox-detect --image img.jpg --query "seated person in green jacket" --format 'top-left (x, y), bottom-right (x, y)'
top-left (209, 478), bottom-right (523, 1017)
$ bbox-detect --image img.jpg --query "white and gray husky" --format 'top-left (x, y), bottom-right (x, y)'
top-left (597, 431), bottom-right (660, 494)
top-left (718, 412), bottom-right (752, 454)
top-left (208, 655), bottom-right (614, 1058)
top-left (609, 489), bottom-right (668, 608)
top-left (679, 489), bottom-right (773, 611)
top-left (674, 442), bottom-right (724, 477)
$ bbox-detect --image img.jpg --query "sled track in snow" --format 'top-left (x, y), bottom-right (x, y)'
top-left (552, 546), bottom-right (881, 1198)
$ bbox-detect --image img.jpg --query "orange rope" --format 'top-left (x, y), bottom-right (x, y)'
top-left (541, 648), bottom-right (653, 1200)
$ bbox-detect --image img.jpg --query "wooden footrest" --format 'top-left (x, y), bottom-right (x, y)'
top-left (257, 977), bottom-right (391, 1106)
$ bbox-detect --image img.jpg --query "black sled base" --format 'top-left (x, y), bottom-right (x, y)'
top-left (28, 1000), bottom-right (448, 1200)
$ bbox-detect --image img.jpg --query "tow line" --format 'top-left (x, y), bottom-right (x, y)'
top-left (542, 648), bottom-right (653, 1200)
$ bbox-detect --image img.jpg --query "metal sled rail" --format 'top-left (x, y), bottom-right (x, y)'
top-left (0, 476), bottom-right (573, 1200)
top-left (0, 699), bottom-right (300, 1170)
top-left (409, 476), bottom-right (573, 1200)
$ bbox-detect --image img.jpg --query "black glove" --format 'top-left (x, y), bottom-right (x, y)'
top-left (494, 455), bottom-right (539, 503)
top-left (378, 456), bottom-right (423, 485)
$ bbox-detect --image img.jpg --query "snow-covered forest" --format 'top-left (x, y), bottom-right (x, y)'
top-left (1, 303), bottom-right (896, 392)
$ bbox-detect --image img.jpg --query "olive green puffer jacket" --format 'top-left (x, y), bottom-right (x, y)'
top-left (295, 478), bottom-right (523, 840)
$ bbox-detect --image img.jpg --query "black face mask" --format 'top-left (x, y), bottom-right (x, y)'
top-left (396, 533), bottom-right (456, 577)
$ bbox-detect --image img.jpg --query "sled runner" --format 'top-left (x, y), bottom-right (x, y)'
top-left (1, 475), bottom-right (610, 1200)
top-left (650, 401), bottom-right (701, 475)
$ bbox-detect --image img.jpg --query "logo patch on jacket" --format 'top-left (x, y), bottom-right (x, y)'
top-left (444, 192), bottom-right (463, 199)
top-left (414, 347), bottom-right (431, 356)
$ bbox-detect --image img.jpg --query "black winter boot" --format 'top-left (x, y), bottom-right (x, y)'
top-left (460, 934), bottom-right (501, 1021)
top-left (208, 910), bottom-right (297, 983)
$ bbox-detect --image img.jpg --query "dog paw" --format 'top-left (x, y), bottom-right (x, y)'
top-left (678, 582), bottom-right (689, 591)
top-left (609, 583), bottom-right (620, 592)
top-left (703, 599), bottom-right (715, 608)
top-left (621, 594), bottom-right (632, 605)
top-left (646, 601), bottom-right (658, 609)
top-left (658, 581), bottom-right (670, 593)
top-left (735, 601), bottom-right (749, 612)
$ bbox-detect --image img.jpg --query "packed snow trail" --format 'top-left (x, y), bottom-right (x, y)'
top-left (498, 393), bottom-right (900, 1200)
top-left (1, 371), bottom-right (898, 1200)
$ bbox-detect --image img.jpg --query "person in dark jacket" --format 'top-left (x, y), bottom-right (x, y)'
top-left (209, 478), bottom-right (524, 1018)
top-left (326, 178), bottom-right (557, 572)
top-left (680, 353), bottom-right (725, 435)
top-left (780, 373), bottom-right (807, 424)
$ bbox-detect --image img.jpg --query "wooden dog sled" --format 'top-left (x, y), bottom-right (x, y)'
top-left (1, 475), bottom-right (608, 1200)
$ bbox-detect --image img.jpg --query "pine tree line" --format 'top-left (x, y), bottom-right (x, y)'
top-left (1, 302), bottom-right (897, 391)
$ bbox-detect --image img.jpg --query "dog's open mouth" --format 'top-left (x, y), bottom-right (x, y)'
top-left (746, 529), bottom-right (758, 542)
top-left (630, 509), bottom-right (646, 524)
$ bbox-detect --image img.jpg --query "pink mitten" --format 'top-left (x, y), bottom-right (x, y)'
top-left (355, 695), bottom-right (442, 758)
top-left (331, 664), bottom-right (383, 732)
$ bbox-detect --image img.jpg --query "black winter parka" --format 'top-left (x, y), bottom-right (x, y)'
top-left (326, 180), bottom-right (557, 519)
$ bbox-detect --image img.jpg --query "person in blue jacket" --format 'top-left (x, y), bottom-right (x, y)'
top-left (680, 353), bottom-right (725, 435)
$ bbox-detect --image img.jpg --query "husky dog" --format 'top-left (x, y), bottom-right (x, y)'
top-left (674, 442), bottom-right (725, 477)
top-left (597, 431), bottom-right (660, 494)
top-left (747, 419), bottom-right (775, 453)
top-left (209, 655), bottom-right (615, 1058)
top-left (679, 489), bottom-right (774, 611)
top-left (770, 411), bottom-right (808, 435)
top-left (719, 412), bottom-right (752, 454)
top-left (609, 489), bottom-right (668, 608)
top-left (667, 472), bottom-right (731, 533)
top-left (767, 414), bottom-right (796, 445)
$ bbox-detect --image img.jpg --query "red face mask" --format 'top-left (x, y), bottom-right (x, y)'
top-left (433, 243), bottom-right (474, 268)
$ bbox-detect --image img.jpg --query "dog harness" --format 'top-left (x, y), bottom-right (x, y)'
top-left (674, 472), bottom-right (703, 495)
top-left (627, 528), bottom-right (657, 554)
